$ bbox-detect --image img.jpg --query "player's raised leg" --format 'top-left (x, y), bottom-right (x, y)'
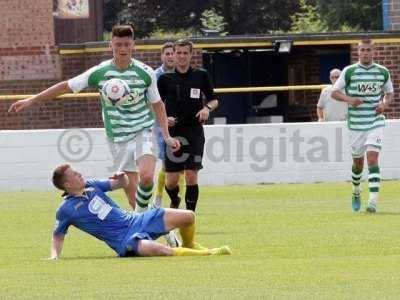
top-left (136, 239), bottom-right (230, 257)
top-left (163, 208), bottom-right (212, 251)
top-left (135, 154), bottom-right (156, 213)
top-left (136, 208), bottom-right (231, 257)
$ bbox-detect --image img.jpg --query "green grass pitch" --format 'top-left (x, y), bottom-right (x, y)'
top-left (1, 181), bottom-right (400, 299)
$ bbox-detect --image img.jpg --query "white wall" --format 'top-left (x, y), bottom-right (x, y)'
top-left (1, 121), bottom-right (400, 191)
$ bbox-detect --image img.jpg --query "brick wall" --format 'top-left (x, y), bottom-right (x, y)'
top-left (0, 0), bottom-right (54, 48)
top-left (1, 48), bottom-right (203, 130)
top-left (0, 0), bottom-right (60, 82)
top-left (2, 39), bottom-right (400, 129)
top-left (286, 43), bottom-right (400, 122)
top-left (286, 47), bottom-right (324, 122)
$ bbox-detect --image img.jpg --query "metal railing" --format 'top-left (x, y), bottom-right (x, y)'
top-left (0, 84), bottom-right (327, 101)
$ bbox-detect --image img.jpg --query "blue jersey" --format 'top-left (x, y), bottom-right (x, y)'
top-left (53, 179), bottom-right (135, 255)
top-left (155, 65), bottom-right (167, 80)
top-left (154, 64), bottom-right (167, 129)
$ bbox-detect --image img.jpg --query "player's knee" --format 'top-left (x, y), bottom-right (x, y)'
top-left (166, 176), bottom-right (179, 189)
top-left (139, 171), bottom-right (154, 186)
top-left (353, 159), bottom-right (363, 169)
top-left (367, 157), bottom-right (378, 166)
top-left (185, 172), bottom-right (198, 185)
top-left (183, 210), bottom-right (195, 226)
top-left (185, 177), bottom-right (197, 185)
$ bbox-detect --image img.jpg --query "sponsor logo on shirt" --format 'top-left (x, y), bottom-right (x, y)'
top-left (127, 89), bottom-right (141, 104)
top-left (356, 82), bottom-right (380, 95)
top-left (88, 196), bottom-right (112, 220)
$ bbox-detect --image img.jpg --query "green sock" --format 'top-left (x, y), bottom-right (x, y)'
top-left (135, 182), bottom-right (154, 213)
top-left (351, 165), bottom-right (363, 194)
top-left (368, 165), bottom-right (380, 204)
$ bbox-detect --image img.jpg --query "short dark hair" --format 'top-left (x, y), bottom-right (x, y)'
top-left (112, 25), bottom-right (134, 39)
top-left (52, 164), bottom-right (71, 191)
top-left (161, 42), bottom-right (174, 53)
top-left (173, 39), bottom-right (194, 53)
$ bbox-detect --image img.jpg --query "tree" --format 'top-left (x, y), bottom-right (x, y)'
top-left (106, 0), bottom-right (301, 37)
top-left (112, 0), bottom-right (213, 38)
top-left (103, 0), bottom-right (123, 32)
top-left (116, 0), bottom-right (162, 38)
top-left (200, 8), bottom-right (228, 35)
top-left (214, 0), bottom-right (301, 34)
top-left (319, 0), bottom-right (382, 31)
top-left (103, 0), bottom-right (382, 38)
top-left (290, 0), bottom-right (328, 33)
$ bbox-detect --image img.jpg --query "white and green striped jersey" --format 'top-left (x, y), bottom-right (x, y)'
top-left (68, 59), bottom-right (161, 143)
top-left (332, 62), bottom-right (393, 131)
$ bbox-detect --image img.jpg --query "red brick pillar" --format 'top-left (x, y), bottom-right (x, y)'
top-left (0, 0), bottom-right (60, 81)
top-left (388, 0), bottom-right (400, 30)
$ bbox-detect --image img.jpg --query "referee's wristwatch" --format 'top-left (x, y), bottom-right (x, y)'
top-left (205, 103), bottom-right (212, 111)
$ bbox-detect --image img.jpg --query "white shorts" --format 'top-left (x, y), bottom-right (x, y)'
top-left (348, 127), bottom-right (383, 158)
top-left (108, 128), bottom-right (158, 172)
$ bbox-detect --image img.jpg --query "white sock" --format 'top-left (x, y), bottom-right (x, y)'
top-left (369, 192), bottom-right (378, 205)
top-left (352, 185), bottom-right (361, 194)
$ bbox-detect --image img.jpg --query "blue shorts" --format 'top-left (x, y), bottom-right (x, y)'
top-left (120, 208), bottom-right (168, 256)
top-left (154, 124), bottom-right (166, 160)
top-left (153, 123), bottom-right (165, 160)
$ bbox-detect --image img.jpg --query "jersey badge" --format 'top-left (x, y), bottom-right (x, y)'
top-left (190, 88), bottom-right (201, 99)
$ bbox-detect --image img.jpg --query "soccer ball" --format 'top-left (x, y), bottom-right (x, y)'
top-left (101, 78), bottom-right (130, 106)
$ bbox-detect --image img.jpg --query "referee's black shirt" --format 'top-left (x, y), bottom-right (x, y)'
top-left (157, 67), bottom-right (216, 127)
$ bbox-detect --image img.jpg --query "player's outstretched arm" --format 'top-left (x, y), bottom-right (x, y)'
top-left (109, 172), bottom-right (129, 191)
top-left (8, 81), bottom-right (72, 113)
top-left (49, 234), bottom-right (65, 260)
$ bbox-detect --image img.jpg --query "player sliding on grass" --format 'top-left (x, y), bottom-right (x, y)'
top-left (49, 164), bottom-right (231, 259)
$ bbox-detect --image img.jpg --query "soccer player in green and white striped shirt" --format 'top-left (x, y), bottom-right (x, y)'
top-left (332, 38), bottom-right (394, 213)
top-left (8, 25), bottom-right (180, 212)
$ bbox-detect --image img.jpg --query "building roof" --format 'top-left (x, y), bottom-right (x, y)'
top-left (59, 31), bottom-right (400, 54)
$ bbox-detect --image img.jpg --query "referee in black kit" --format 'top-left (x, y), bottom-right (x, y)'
top-left (157, 39), bottom-right (218, 212)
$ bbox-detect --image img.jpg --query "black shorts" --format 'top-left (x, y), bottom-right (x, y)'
top-left (165, 126), bottom-right (205, 172)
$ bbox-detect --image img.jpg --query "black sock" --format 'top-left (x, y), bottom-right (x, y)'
top-left (185, 184), bottom-right (199, 212)
top-left (165, 185), bottom-right (180, 208)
